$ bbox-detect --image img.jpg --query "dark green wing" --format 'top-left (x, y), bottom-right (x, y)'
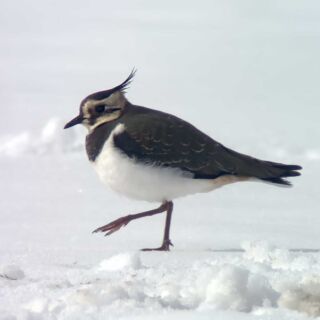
top-left (114, 107), bottom-right (302, 184)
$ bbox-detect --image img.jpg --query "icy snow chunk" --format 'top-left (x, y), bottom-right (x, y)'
top-left (246, 273), bottom-right (278, 309)
top-left (64, 283), bottom-right (134, 309)
top-left (1, 265), bottom-right (25, 280)
top-left (66, 288), bottom-right (100, 306)
top-left (97, 252), bottom-right (141, 272)
top-left (242, 241), bottom-right (291, 269)
top-left (278, 274), bottom-right (320, 317)
top-left (203, 265), bottom-right (249, 311)
top-left (23, 298), bottom-right (48, 314)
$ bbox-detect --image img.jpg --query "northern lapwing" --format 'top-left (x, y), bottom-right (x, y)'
top-left (64, 70), bottom-right (302, 251)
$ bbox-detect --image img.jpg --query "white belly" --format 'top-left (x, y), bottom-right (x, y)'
top-left (92, 124), bottom-right (239, 203)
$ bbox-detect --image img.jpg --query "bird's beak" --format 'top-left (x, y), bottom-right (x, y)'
top-left (64, 115), bottom-right (83, 129)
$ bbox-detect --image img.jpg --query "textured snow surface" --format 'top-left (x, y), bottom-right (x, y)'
top-left (1, 243), bottom-right (320, 320)
top-left (1, 0), bottom-right (320, 319)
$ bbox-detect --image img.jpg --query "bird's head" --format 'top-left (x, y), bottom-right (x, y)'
top-left (64, 70), bottom-right (136, 131)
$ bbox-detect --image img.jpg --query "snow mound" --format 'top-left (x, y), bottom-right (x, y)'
top-left (0, 264), bottom-right (25, 280)
top-left (278, 274), bottom-right (320, 318)
top-left (0, 243), bottom-right (316, 319)
top-left (96, 252), bottom-right (142, 272)
top-left (0, 118), bottom-right (84, 156)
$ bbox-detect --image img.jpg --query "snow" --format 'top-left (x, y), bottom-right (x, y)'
top-left (1, 0), bottom-right (320, 319)
top-left (0, 119), bottom-right (83, 156)
top-left (1, 242), bottom-right (320, 319)
top-left (0, 265), bottom-right (25, 281)
top-left (97, 252), bottom-right (142, 272)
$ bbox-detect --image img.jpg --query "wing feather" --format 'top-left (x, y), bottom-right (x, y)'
top-left (114, 111), bottom-right (231, 179)
top-left (113, 108), bottom-right (302, 184)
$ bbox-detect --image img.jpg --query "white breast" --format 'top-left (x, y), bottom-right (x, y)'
top-left (92, 124), bottom-right (240, 203)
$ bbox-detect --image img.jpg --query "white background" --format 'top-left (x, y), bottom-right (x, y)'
top-left (1, 1), bottom-right (320, 319)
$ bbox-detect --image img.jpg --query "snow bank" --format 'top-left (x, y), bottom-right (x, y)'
top-left (0, 118), bottom-right (84, 156)
top-left (2, 243), bottom-right (319, 319)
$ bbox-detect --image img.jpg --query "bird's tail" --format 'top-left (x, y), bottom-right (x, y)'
top-left (258, 161), bottom-right (302, 186)
top-left (223, 146), bottom-right (302, 186)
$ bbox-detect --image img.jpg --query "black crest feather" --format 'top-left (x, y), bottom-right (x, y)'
top-left (110, 68), bottom-right (137, 94)
top-left (81, 69), bottom-right (137, 106)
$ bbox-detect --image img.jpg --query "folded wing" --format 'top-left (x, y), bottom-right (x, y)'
top-left (114, 109), bottom-right (302, 185)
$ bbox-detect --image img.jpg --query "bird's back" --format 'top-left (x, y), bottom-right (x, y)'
top-left (111, 104), bottom-right (301, 186)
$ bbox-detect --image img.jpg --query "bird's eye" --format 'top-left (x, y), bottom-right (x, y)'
top-left (95, 105), bottom-right (105, 113)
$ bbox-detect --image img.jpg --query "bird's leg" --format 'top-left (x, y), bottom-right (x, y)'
top-left (92, 202), bottom-right (169, 237)
top-left (142, 201), bottom-right (174, 252)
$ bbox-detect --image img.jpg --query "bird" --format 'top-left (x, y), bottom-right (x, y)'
top-left (64, 70), bottom-right (302, 251)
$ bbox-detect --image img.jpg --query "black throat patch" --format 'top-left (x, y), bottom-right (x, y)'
top-left (85, 121), bottom-right (120, 161)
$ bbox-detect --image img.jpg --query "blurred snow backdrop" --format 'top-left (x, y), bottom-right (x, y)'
top-left (1, 0), bottom-right (320, 319)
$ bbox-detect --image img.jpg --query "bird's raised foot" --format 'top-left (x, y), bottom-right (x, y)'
top-left (92, 215), bottom-right (132, 236)
top-left (141, 239), bottom-right (173, 252)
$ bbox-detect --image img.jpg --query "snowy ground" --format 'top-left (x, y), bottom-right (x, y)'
top-left (1, 1), bottom-right (320, 319)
